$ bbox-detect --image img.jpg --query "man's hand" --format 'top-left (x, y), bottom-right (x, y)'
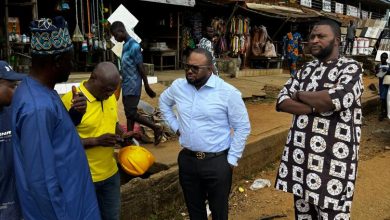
top-left (119, 131), bottom-right (136, 147)
top-left (291, 91), bottom-right (300, 101)
top-left (96, 133), bottom-right (123, 146)
top-left (145, 86), bottom-right (156, 98)
top-left (71, 86), bottom-right (86, 114)
top-left (122, 131), bottom-right (135, 139)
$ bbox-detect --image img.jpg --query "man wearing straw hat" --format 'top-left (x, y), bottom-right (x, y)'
top-left (11, 16), bottom-right (100, 219)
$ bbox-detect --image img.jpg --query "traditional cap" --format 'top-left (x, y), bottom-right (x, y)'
top-left (0, 61), bottom-right (26, 81)
top-left (30, 16), bottom-right (73, 55)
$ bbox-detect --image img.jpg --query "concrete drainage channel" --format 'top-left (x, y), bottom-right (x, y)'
top-left (119, 163), bottom-right (183, 219)
top-left (118, 95), bottom-right (379, 220)
top-left (118, 128), bottom-right (290, 219)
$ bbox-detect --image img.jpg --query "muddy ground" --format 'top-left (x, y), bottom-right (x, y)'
top-left (228, 111), bottom-right (390, 220)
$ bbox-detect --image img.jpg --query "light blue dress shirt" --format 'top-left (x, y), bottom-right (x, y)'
top-left (159, 74), bottom-right (251, 166)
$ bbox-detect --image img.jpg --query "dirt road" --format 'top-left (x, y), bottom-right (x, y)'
top-left (229, 112), bottom-right (390, 220)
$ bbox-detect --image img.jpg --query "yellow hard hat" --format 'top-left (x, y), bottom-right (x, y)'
top-left (118, 145), bottom-right (155, 176)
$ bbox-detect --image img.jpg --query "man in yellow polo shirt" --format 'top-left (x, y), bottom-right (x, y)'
top-left (62, 62), bottom-right (130, 220)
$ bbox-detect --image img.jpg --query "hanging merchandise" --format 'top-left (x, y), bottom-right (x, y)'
top-left (92, 0), bottom-right (99, 50)
top-left (211, 17), bottom-right (228, 56)
top-left (251, 25), bottom-right (267, 56)
top-left (231, 35), bottom-right (239, 54)
top-left (212, 18), bottom-right (226, 37)
top-left (240, 35), bottom-right (246, 54)
top-left (96, 0), bottom-right (102, 49)
top-left (169, 13), bottom-right (173, 28)
top-left (99, 0), bottom-right (107, 50)
top-left (82, 40), bottom-right (88, 52)
top-left (55, 0), bottom-right (70, 11)
top-left (91, 0), bottom-right (95, 36)
top-left (219, 37), bottom-right (228, 53)
top-left (189, 13), bottom-right (203, 43)
top-left (229, 16), bottom-right (249, 35)
top-left (229, 16), bottom-right (250, 56)
top-left (80, 0), bottom-right (85, 37)
top-left (182, 27), bottom-right (195, 50)
top-left (72, 0), bottom-right (84, 42)
top-left (86, 0), bottom-right (94, 47)
top-left (251, 25), bottom-right (276, 57)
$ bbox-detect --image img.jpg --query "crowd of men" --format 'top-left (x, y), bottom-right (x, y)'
top-left (0, 15), bottom-right (377, 220)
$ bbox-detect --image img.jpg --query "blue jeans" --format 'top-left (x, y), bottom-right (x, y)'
top-left (94, 172), bottom-right (121, 220)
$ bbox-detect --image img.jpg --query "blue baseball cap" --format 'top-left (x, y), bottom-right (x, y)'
top-left (0, 61), bottom-right (26, 81)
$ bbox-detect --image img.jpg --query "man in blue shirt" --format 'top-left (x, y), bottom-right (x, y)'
top-left (0, 61), bottom-right (25, 220)
top-left (159, 48), bottom-right (251, 220)
top-left (110, 21), bottom-right (163, 145)
top-left (11, 17), bottom-right (100, 220)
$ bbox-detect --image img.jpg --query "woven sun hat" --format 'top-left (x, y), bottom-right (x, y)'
top-left (30, 16), bottom-right (73, 55)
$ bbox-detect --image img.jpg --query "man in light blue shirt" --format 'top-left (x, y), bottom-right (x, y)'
top-left (159, 48), bottom-right (250, 220)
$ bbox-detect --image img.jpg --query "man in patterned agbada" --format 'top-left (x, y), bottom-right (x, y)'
top-left (275, 19), bottom-right (363, 219)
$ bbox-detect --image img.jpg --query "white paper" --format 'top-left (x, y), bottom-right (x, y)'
top-left (347, 5), bottom-right (358, 17)
top-left (108, 4), bottom-right (142, 43)
top-left (362, 11), bottom-right (368, 19)
top-left (108, 4), bottom-right (138, 28)
top-left (54, 83), bottom-right (80, 95)
top-left (375, 50), bottom-right (390, 62)
top-left (300, 0), bottom-right (311, 7)
top-left (335, 2), bottom-right (343, 14)
top-left (322, 0), bottom-right (331, 12)
top-left (111, 42), bottom-right (124, 58)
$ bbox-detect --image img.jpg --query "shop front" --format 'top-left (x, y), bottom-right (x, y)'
top-left (1, 0), bottom-right (389, 75)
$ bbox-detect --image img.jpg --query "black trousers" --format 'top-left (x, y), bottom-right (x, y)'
top-left (122, 95), bottom-right (140, 131)
top-left (344, 38), bottom-right (354, 54)
top-left (178, 149), bottom-right (232, 220)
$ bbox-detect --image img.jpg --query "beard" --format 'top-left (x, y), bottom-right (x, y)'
top-left (186, 74), bottom-right (210, 88)
top-left (311, 39), bottom-right (335, 60)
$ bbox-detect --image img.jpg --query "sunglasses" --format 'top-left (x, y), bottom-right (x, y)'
top-left (183, 63), bottom-right (210, 73)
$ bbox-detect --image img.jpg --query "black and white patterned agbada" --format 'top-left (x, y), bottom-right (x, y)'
top-left (275, 57), bottom-right (364, 213)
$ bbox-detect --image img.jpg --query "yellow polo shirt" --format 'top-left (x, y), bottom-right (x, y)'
top-left (61, 81), bottom-right (118, 182)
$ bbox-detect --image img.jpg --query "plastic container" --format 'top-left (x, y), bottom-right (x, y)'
top-left (249, 178), bottom-right (271, 190)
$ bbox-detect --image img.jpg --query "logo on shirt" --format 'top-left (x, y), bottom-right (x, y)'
top-left (0, 130), bottom-right (11, 142)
